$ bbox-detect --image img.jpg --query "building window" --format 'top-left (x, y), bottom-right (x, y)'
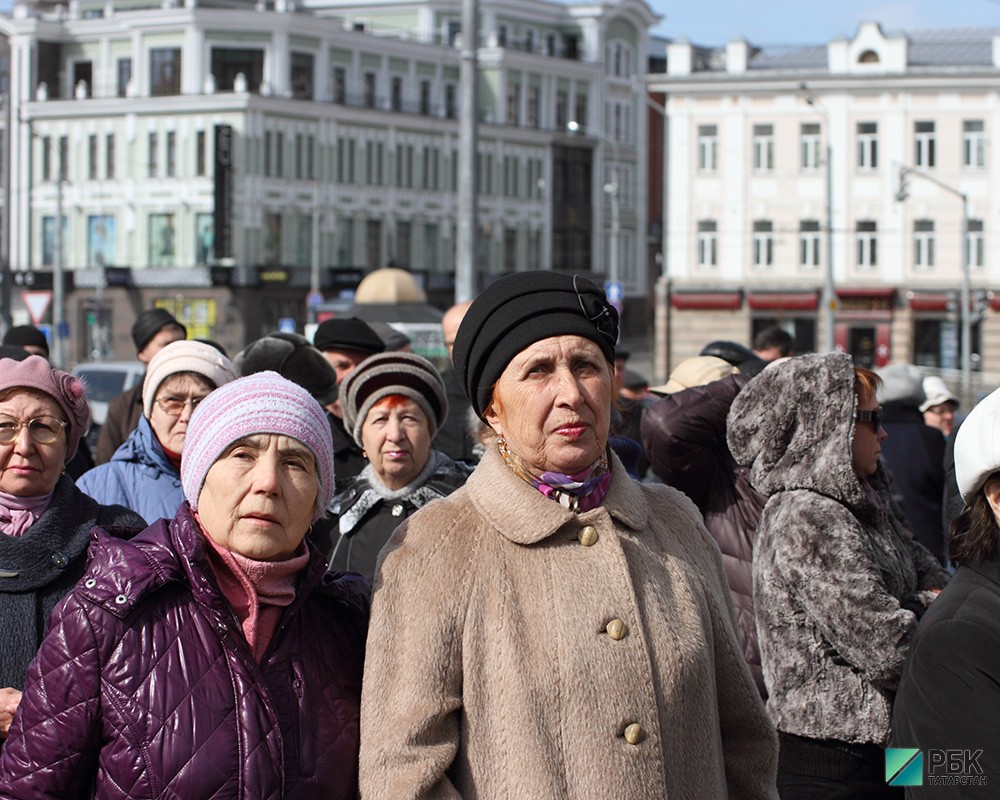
top-left (117, 57), bottom-right (132, 97)
top-left (337, 137), bottom-right (356, 183)
top-left (504, 228), bottom-right (517, 270)
top-left (496, 25), bottom-right (507, 47)
top-left (556, 90), bottom-right (568, 130)
top-left (800, 220), bottom-right (820, 270)
top-left (73, 61), bottom-right (92, 98)
top-left (150, 48), bottom-right (181, 96)
top-left (148, 132), bottom-right (158, 177)
top-left (365, 141), bottom-right (381, 185)
top-left (290, 52), bottom-right (314, 100)
top-left (105, 134), bottom-right (115, 179)
top-left (366, 218), bottom-right (381, 268)
top-left (396, 220), bottom-right (412, 268)
top-left (963, 120), bottom-right (985, 168)
top-left (574, 94), bottom-right (587, 131)
top-left (801, 123), bottom-right (821, 171)
top-left (697, 124), bottom-right (717, 172)
top-left (752, 220), bottom-right (773, 268)
top-left (211, 48), bottom-right (264, 93)
top-left (968, 219), bottom-right (985, 269)
top-left (58, 136), bottom-right (68, 181)
top-left (752, 124), bottom-right (774, 172)
top-left (527, 86), bottom-right (540, 129)
top-left (332, 67), bottom-right (346, 104)
top-left (275, 132), bottom-right (284, 178)
top-left (857, 122), bottom-right (878, 169)
top-left (264, 131), bottom-right (273, 177)
top-left (149, 213), bottom-right (176, 267)
top-left (364, 72), bottom-right (377, 108)
top-left (914, 219), bottom-right (935, 270)
top-left (396, 144), bottom-right (413, 188)
top-left (697, 220), bottom-right (717, 268)
top-left (506, 83), bottom-right (520, 126)
top-left (391, 76), bottom-right (403, 112)
top-left (297, 134), bottom-right (306, 179)
top-left (196, 130), bottom-right (206, 176)
top-left (914, 121), bottom-right (935, 168)
top-left (165, 131), bottom-right (176, 177)
top-left (444, 84), bottom-right (457, 119)
top-left (420, 80), bottom-right (431, 115)
top-left (856, 220), bottom-right (877, 269)
top-left (88, 134), bottom-right (98, 180)
top-left (41, 136), bottom-right (51, 182)
top-left (447, 20), bottom-right (461, 46)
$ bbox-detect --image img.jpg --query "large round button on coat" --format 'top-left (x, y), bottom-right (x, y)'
top-left (624, 723), bottom-right (644, 745)
top-left (606, 619), bottom-right (629, 640)
top-left (578, 526), bottom-right (599, 546)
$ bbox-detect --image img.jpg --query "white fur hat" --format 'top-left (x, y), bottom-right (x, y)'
top-left (955, 386), bottom-right (1000, 503)
top-left (920, 375), bottom-right (960, 413)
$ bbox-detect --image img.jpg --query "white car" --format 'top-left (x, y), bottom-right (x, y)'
top-left (71, 361), bottom-right (145, 427)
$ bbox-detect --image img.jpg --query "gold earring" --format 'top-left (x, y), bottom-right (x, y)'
top-left (496, 435), bottom-right (508, 458)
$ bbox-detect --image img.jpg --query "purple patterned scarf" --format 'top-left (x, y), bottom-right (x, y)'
top-left (498, 439), bottom-right (611, 512)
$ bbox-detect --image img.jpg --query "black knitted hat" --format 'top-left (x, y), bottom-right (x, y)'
top-left (2, 325), bottom-right (49, 357)
top-left (131, 308), bottom-right (186, 352)
top-left (452, 271), bottom-right (618, 418)
top-left (234, 332), bottom-right (339, 407)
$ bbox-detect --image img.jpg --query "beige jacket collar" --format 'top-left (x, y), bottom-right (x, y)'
top-left (466, 444), bottom-right (649, 545)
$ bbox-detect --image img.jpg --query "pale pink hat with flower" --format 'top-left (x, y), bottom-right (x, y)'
top-left (0, 355), bottom-right (90, 460)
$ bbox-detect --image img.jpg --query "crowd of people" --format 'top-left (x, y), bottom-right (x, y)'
top-left (0, 275), bottom-right (988, 799)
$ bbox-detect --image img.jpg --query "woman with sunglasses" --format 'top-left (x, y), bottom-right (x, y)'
top-left (0, 356), bottom-right (145, 740)
top-left (78, 340), bottom-right (236, 524)
top-left (727, 353), bottom-right (949, 800)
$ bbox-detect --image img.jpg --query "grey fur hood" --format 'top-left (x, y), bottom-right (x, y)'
top-left (727, 352), bottom-right (869, 510)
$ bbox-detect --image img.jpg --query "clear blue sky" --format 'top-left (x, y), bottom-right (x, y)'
top-left (650, 0), bottom-right (1000, 46)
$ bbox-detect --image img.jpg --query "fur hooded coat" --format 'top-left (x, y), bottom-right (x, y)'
top-left (358, 444), bottom-right (778, 799)
top-left (726, 353), bottom-right (949, 745)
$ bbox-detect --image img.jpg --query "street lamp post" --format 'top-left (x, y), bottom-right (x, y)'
top-left (896, 164), bottom-right (972, 403)
top-left (801, 83), bottom-right (837, 353)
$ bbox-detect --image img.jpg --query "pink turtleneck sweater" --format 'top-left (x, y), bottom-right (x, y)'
top-left (199, 519), bottom-right (310, 662)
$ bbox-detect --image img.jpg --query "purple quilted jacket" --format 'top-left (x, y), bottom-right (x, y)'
top-left (0, 503), bottom-right (369, 800)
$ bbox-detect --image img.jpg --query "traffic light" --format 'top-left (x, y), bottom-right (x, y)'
top-left (895, 168), bottom-right (910, 202)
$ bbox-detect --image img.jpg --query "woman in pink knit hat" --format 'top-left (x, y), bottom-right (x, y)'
top-left (0, 355), bottom-right (145, 741)
top-left (1, 371), bottom-right (368, 799)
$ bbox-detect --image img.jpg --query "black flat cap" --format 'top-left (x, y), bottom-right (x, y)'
top-left (313, 317), bottom-right (386, 355)
top-left (2, 325), bottom-right (49, 357)
top-left (234, 332), bottom-right (339, 407)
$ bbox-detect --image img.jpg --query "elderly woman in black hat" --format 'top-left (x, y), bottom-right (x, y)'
top-left (358, 272), bottom-right (778, 799)
top-left (323, 352), bottom-right (470, 582)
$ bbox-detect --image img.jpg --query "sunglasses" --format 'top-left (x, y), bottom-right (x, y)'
top-left (0, 414), bottom-right (68, 445)
top-left (855, 406), bottom-right (883, 430)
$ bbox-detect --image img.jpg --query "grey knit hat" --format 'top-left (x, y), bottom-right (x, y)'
top-left (341, 352), bottom-right (448, 447)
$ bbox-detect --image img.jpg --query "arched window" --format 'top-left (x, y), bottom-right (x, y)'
top-left (858, 49), bottom-right (880, 64)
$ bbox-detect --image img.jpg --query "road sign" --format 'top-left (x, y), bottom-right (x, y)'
top-left (604, 280), bottom-right (623, 314)
top-left (21, 290), bottom-right (52, 325)
top-left (306, 290), bottom-right (324, 308)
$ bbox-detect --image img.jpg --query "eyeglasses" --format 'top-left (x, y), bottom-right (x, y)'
top-left (154, 395), bottom-right (207, 417)
top-left (855, 406), bottom-right (883, 430)
top-left (0, 414), bottom-right (68, 445)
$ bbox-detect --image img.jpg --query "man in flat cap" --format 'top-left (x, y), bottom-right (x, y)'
top-left (95, 308), bottom-right (186, 464)
top-left (312, 317), bottom-right (386, 487)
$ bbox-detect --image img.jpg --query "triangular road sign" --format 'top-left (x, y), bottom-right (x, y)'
top-left (21, 290), bottom-right (52, 325)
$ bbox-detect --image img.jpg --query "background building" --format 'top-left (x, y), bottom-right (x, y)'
top-left (649, 22), bottom-right (1000, 394)
top-left (0, 0), bottom-right (657, 364)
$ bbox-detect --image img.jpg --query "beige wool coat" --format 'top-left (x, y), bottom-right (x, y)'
top-left (359, 446), bottom-right (778, 799)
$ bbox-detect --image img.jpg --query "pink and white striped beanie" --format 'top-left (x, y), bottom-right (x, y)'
top-left (181, 371), bottom-right (335, 514)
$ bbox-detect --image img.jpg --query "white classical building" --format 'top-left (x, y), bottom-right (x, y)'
top-left (0, 0), bottom-right (657, 362)
top-left (648, 21), bottom-right (1000, 380)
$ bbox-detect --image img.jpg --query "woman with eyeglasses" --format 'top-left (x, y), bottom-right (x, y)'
top-left (727, 353), bottom-right (949, 800)
top-left (0, 356), bottom-right (145, 740)
top-left (78, 340), bottom-right (236, 524)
